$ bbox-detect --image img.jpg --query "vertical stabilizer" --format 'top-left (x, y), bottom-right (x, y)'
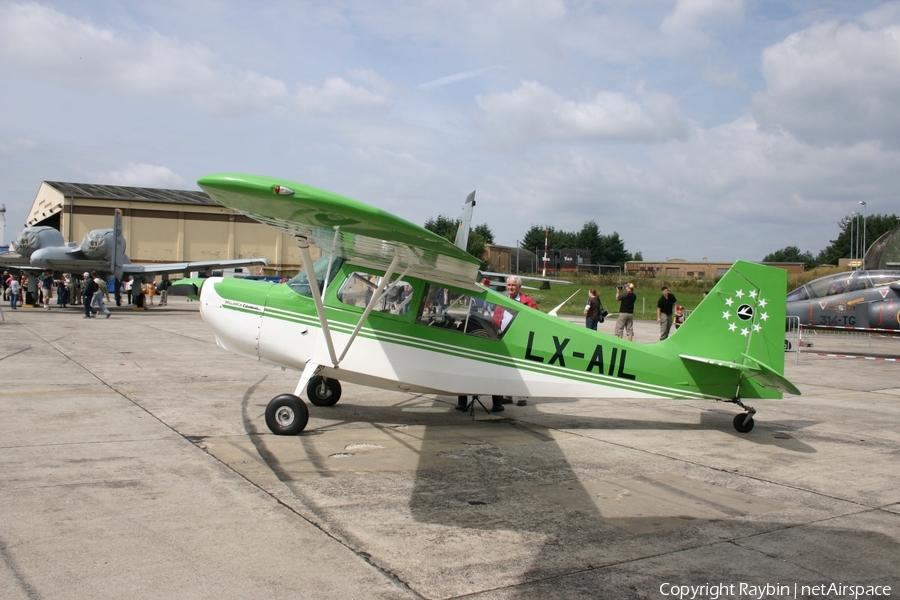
top-left (670, 260), bottom-right (789, 399)
top-left (110, 209), bottom-right (125, 280)
top-left (453, 191), bottom-right (476, 250)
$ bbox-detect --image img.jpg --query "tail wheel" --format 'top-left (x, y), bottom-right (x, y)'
top-left (265, 394), bottom-right (309, 435)
top-left (307, 376), bottom-right (342, 407)
top-left (733, 413), bottom-right (754, 433)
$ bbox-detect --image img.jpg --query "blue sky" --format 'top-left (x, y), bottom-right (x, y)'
top-left (2, 0), bottom-right (899, 262)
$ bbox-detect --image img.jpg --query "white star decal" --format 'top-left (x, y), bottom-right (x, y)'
top-left (740, 328), bottom-right (749, 336)
top-left (759, 298), bottom-right (767, 308)
top-left (749, 290), bottom-right (757, 299)
top-left (728, 322), bottom-right (737, 332)
top-left (735, 290), bottom-right (744, 298)
top-left (760, 312), bottom-right (769, 321)
top-left (723, 311), bottom-right (731, 320)
top-left (753, 324), bottom-right (762, 332)
top-left (725, 297), bottom-right (734, 306)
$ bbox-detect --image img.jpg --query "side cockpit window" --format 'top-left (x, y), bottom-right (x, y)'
top-left (415, 284), bottom-right (510, 340)
top-left (337, 272), bottom-right (416, 315)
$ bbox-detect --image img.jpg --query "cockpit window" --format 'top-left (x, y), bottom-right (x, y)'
top-left (415, 285), bottom-right (509, 340)
top-left (288, 256), bottom-right (345, 297)
top-left (337, 272), bottom-right (415, 315)
top-left (808, 273), bottom-right (855, 298)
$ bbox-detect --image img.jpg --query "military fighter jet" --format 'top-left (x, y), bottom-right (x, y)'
top-left (1, 209), bottom-right (267, 281)
top-left (787, 270), bottom-right (900, 332)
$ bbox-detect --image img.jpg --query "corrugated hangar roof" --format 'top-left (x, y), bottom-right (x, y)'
top-left (46, 182), bottom-right (216, 206)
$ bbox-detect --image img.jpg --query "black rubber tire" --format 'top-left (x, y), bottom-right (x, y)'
top-left (265, 394), bottom-right (309, 435)
top-left (307, 376), bottom-right (342, 407)
top-left (733, 413), bottom-right (755, 433)
top-left (784, 340), bottom-right (792, 351)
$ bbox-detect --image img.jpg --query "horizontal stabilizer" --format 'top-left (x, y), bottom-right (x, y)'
top-left (680, 354), bottom-right (800, 395)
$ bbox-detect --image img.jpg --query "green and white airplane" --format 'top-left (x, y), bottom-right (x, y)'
top-left (189, 173), bottom-right (799, 436)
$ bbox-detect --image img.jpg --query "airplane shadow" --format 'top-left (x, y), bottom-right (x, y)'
top-left (235, 386), bottom-right (842, 597)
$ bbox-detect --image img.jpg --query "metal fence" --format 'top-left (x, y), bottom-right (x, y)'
top-left (792, 324), bottom-right (900, 361)
top-left (785, 316), bottom-right (801, 364)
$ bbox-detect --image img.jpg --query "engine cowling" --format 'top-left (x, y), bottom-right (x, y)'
top-left (11, 227), bottom-right (65, 258)
top-left (79, 229), bottom-right (126, 261)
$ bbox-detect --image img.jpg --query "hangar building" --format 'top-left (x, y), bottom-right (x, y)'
top-left (25, 181), bottom-right (321, 275)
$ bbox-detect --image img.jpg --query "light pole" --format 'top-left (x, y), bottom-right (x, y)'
top-left (859, 201), bottom-right (867, 269)
top-left (850, 212), bottom-right (858, 268)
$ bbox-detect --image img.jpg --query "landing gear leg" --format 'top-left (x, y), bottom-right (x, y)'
top-left (726, 397), bottom-right (756, 433)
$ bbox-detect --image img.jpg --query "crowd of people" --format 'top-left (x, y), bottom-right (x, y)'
top-left (2, 269), bottom-right (173, 314)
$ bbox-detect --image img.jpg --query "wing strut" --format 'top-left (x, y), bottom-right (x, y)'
top-left (321, 226), bottom-right (341, 297)
top-left (296, 236), bottom-right (340, 368)
top-left (337, 259), bottom-right (411, 365)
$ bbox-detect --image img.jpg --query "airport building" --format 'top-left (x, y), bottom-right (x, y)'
top-left (625, 258), bottom-right (806, 278)
top-left (25, 181), bottom-right (322, 275)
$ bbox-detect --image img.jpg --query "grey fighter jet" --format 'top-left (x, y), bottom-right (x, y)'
top-left (787, 270), bottom-right (900, 331)
top-left (1, 210), bottom-right (266, 280)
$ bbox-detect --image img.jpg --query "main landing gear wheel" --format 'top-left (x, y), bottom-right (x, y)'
top-left (733, 413), bottom-right (755, 433)
top-left (265, 394), bottom-right (309, 435)
top-left (307, 376), bottom-right (342, 407)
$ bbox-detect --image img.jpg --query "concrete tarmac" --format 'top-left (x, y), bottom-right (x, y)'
top-left (1, 301), bottom-right (898, 599)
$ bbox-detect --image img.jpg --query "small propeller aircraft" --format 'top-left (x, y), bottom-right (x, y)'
top-left (787, 269), bottom-right (900, 332)
top-left (1, 210), bottom-right (267, 281)
top-left (188, 173), bottom-right (799, 436)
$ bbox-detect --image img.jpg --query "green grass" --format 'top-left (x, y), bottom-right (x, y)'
top-left (518, 275), bottom-right (716, 317)
top-left (521, 265), bottom-right (829, 316)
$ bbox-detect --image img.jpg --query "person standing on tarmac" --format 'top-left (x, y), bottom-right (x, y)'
top-left (656, 286), bottom-right (678, 340)
top-left (615, 282), bottom-right (637, 341)
top-left (492, 276), bottom-right (538, 411)
top-left (584, 288), bottom-right (602, 330)
top-left (91, 271), bottom-right (111, 318)
top-left (82, 272), bottom-right (98, 318)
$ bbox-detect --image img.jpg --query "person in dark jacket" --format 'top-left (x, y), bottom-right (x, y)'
top-left (81, 272), bottom-right (98, 318)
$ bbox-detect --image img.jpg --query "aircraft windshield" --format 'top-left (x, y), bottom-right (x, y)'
top-left (287, 256), bottom-right (345, 297)
top-left (416, 285), bottom-right (510, 340)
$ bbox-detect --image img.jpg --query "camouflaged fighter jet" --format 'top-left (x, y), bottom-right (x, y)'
top-left (787, 269), bottom-right (900, 332)
top-left (182, 173), bottom-right (799, 436)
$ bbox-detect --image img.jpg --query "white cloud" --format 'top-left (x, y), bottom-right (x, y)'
top-left (661, 0), bottom-right (745, 37)
top-left (476, 81), bottom-right (691, 145)
top-left (93, 163), bottom-right (186, 188)
top-left (702, 66), bottom-right (746, 89)
top-left (0, 2), bottom-right (391, 117)
top-left (753, 19), bottom-right (900, 145)
top-left (0, 138), bottom-right (40, 155)
top-left (295, 76), bottom-right (391, 114)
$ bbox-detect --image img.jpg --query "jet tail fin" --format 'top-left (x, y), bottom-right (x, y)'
top-left (110, 209), bottom-right (125, 281)
top-left (453, 191), bottom-right (476, 250)
top-left (670, 260), bottom-right (796, 399)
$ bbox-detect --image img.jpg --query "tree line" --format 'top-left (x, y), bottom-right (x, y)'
top-left (424, 215), bottom-right (636, 270)
top-left (764, 213), bottom-right (899, 269)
